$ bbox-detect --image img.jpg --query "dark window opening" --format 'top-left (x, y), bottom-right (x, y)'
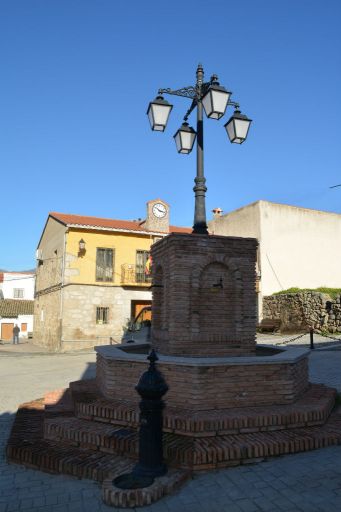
top-left (96, 307), bottom-right (109, 324)
top-left (96, 248), bottom-right (114, 282)
top-left (13, 288), bottom-right (24, 299)
top-left (136, 250), bottom-right (151, 283)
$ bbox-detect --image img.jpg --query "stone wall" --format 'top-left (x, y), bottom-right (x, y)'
top-left (35, 217), bottom-right (66, 292)
top-left (34, 284), bottom-right (151, 351)
top-left (62, 284), bottom-right (151, 343)
top-left (33, 289), bottom-right (62, 350)
top-left (263, 292), bottom-right (341, 332)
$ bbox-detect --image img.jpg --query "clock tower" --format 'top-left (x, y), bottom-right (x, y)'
top-left (143, 199), bottom-right (170, 233)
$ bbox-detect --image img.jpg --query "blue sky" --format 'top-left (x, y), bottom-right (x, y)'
top-left (0, 0), bottom-right (340, 269)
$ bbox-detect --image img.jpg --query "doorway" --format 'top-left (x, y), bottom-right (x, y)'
top-left (1, 323), bottom-right (14, 341)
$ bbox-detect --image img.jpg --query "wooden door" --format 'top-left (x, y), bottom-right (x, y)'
top-left (1, 323), bottom-right (14, 341)
top-left (131, 301), bottom-right (152, 321)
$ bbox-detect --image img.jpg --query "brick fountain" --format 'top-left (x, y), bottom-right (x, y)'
top-left (7, 233), bottom-right (341, 507)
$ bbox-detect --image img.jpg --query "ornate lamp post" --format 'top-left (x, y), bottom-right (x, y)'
top-left (147, 64), bottom-right (252, 234)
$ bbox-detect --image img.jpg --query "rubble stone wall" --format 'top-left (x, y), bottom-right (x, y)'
top-left (263, 292), bottom-right (341, 332)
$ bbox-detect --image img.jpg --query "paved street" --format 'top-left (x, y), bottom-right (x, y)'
top-left (0, 340), bottom-right (340, 511)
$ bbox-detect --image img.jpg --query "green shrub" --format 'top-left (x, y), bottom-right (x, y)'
top-left (273, 287), bottom-right (341, 300)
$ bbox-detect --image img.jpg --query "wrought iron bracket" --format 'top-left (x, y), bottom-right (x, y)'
top-left (158, 77), bottom-right (234, 123)
top-left (227, 100), bottom-right (240, 109)
top-left (158, 86), bottom-right (197, 99)
top-left (183, 99), bottom-right (197, 122)
top-left (158, 79), bottom-right (213, 102)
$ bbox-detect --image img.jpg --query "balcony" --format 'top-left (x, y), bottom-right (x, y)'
top-left (121, 264), bottom-right (152, 286)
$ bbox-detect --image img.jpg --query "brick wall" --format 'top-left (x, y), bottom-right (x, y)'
top-left (96, 351), bottom-right (309, 410)
top-left (151, 234), bottom-right (258, 357)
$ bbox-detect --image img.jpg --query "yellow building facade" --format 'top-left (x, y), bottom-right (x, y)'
top-left (34, 199), bottom-right (190, 351)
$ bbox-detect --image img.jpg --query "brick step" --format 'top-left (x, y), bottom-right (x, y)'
top-left (69, 378), bottom-right (99, 402)
top-left (6, 401), bottom-right (190, 508)
top-left (44, 388), bottom-right (74, 413)
top-left (44, 410), bottom-right (341, 470)
top-left (44, 416), bottom-right (139, 457)
top-left (173, 415), bottom-right (341, 469)
top-left (74, 383), bottom-right (336, 436)
top-left (8, 398), bottom-right (341, 474)
top-left (6, 400), bottom-right (134, 482)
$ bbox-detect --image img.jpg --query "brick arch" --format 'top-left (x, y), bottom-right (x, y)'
top-left (191, 258), bottom-right (244, 339)
top-left (191, 255), bottom-right (243, 288)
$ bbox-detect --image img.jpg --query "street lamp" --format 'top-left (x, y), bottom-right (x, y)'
top-left (147, 64), bottom-right (252, 234)
top-left (173, 122), bottom-right (196, 154)
top-left (147, 96), bottom-right (173, 132)
top-left (202, 78), bottom-right (231, 120)
top-left (224, 110), bottom-right (252, 144)
top-left (78, 239), bottom-right (86, 257)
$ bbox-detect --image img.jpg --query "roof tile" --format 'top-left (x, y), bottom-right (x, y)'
top-left (0, 300), bottom-right (34, 318)
top-left (50, 212), bottom-right (191, 234)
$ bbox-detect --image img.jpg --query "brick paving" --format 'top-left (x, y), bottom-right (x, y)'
top-left (0, 340), bottom-right (340, 511)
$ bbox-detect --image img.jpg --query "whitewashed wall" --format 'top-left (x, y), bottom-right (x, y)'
top-left (2, 273), bottom-right (35, 300)
top-left (208, 200), bottom-right (341, 312)
top-left (0, 314), bottom-right (34, 339)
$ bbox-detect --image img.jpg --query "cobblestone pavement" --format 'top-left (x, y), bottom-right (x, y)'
top-left (0, 340), bottom-right (340, 511)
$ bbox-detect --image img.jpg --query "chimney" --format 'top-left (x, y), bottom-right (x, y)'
top-left (212, 208), bottom-right (223, 218)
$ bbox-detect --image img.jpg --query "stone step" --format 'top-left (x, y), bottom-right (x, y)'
top-left (74, 383), bottom-right (336, 437)
top-left (43, 411), bottom-right (341, 470)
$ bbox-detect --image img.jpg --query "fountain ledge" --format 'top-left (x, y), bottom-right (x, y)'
top-left (95, 344), bottom-right (310, 366)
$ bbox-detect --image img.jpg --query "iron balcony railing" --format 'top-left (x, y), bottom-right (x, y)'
top-left (121, 264), bottom-right (152, 285)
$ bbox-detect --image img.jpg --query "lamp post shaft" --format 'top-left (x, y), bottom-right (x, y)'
top-left (193, 64), bottom-right (208, 235)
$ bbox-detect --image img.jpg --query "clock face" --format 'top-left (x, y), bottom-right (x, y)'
top-left (152, 202), bottom-right (167, 218)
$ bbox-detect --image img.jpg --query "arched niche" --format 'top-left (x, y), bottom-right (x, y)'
top-left (191, 258), bottom-right (243, 341)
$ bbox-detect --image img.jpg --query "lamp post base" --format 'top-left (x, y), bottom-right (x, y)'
top-left (192, 224), bottom-right (209, 235)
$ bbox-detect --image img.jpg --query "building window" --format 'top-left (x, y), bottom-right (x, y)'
top-left (136, 250), bottom-right (151, 283)
top-left (96, 307), bottom-right (109, 324)
top-left (13, 288), bottom-right (24, 299)
top-left (96, 248), bottom-right (114, 282)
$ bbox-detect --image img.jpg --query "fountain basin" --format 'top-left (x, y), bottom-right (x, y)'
top-left (95, 344), bottom-right (309, 411)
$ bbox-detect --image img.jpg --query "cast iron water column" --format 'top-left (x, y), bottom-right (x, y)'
top-left (114, 349), bottom-right (168, 489)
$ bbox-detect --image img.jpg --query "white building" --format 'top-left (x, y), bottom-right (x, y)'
top-left (208, 201), bottom-right (341, 316)
top-left (0, 271), bottom-right (35, 300)
top-left (0, 272), bottom-right (35, 341)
